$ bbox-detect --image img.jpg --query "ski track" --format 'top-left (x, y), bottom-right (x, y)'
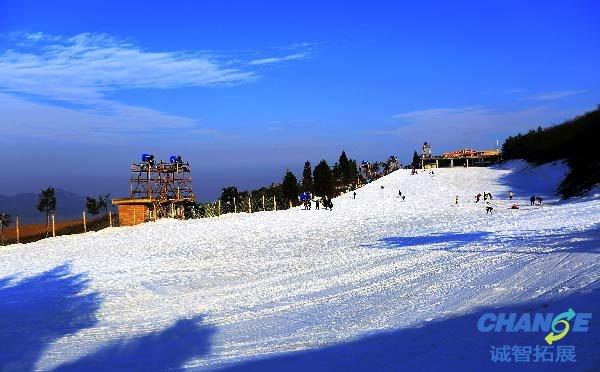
top-left (0, 160), bottom-right (599, 370)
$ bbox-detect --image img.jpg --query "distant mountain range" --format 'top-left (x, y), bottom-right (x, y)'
top-left (0, 189), bottom-right (88, 224)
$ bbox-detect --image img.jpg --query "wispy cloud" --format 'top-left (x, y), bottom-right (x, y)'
top-left (0, 32), bottom-right (256, 105)
top-left (248, 53), bottom-right (308, 66)
top-left (0, 32), bottom-right (269, 141)
top-left (0, 92), bottom-right (207, 143)
top-left (525, 90), bottom-right (586, 101)
top-left (392, 107), bottom-right (485, 120)
top-left (384, 105), bottom-right (582, 151)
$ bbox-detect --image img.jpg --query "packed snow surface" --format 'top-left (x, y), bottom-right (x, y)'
top-left (1, 161), bottom-right (599, 371)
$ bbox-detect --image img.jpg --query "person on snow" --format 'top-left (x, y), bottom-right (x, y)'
top-left (509, 190), bottom-right (514, 201)
top-left (530, 196), bottom-right (536, 206)
top-left (455, 195), bottom-right (459, 205)
top-left (485, 201), bottom-right (494, 214)
top-left (475, 193), bottom-right (482, 203)
top-left (315, 199), bottom-right (320, 210)
top-left (535, 196), bottom-right (544, 205)
top-left (511, 204), bottom-right (520, 209)
top-left (353, 191), bottom-right (357, 199)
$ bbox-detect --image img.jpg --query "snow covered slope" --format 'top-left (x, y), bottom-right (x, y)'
top-left (1, 161), bottom-right (599, 371)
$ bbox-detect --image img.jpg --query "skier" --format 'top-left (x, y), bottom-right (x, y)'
top-left (511, 204), bottom-right (520, 209)
top-left (475, 193), bottom-right (482, 203)
top-left (455, 195), bottom-right (459, 205)
top-left (509, 190), bottom-right (514, 201)
top-left (530, 196), bottom-right (536, 206)
top-left (535, 196), bottom-right (544, 205)
top-left (398, 190), bottom-right (402, 198)
top-left (315, 199), bottom-right (320, 210)
top-left (353, 191), bottom-right (356, 199)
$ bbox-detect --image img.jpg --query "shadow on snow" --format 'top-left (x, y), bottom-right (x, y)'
top-left (53, 315), bottom-right (216, 372)
top-left (0, 263), bottom-right (101, 371)
top-left (0, 263), bottom-right (216, 372)
top-left (365, 223), bottom-right (600, 255)
top-left (217, 287), bottom-right (600, 372)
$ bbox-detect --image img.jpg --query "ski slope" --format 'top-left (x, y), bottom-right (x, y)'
top-left (1, 161), bottom-right (599, 371)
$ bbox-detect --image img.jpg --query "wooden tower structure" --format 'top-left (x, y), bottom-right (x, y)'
top-left (113, 154), bottom-right (196, 225)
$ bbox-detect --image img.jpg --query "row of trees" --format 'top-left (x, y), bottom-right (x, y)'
top-left (85, 194), bottom-right (111, 216)
top-left (218, 151), bottom-right (360, 212)
top-left (0, 187), bottom-right (58, 239)
top-left (502, 105), bottom-right (600, 197)
top-left (0, 187), bottom-right (113, 239)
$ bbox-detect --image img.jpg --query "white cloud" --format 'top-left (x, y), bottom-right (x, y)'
top-left (0, 32), bottom-right (256, 104)
top-left (247, 53), bottom-right (307, 66)
top-left (525, 90), bottom-right (586, 101)
top-left (0, 32), bottom-right (268, 141)
top-left (0, 92), bottom-right (210, 143)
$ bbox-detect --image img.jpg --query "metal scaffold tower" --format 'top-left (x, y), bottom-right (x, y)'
top-left (129, 154), bottom-right (195, 218)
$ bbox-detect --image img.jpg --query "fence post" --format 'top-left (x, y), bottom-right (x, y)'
top-left (109, 210), bottom-right (113, 227)
top-left (273, 196), bottom-right (277, 211)
top-left (234, 197), bottom-right (237, 213)
top-left (16, 216), bottom-right (20, 244)
top-left (133, 208), bottom-right (136, 225)
top-left (218, 200), bottom-right (221, 216)
top-left (248, 198), bottom-right (252, 213)
top-left (262, 195), bottom-right (265, 211)
top-left (82, 211), bottom-right (87, 233)
top-left (51, 213), bottom-right (56, 237)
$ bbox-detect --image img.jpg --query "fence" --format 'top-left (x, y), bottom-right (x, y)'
top-left (210, 194), bottom-right (294, 216)
top-left (0, 189), bottom-right (356, 247)
top-left (0, 211), bottom-right (119, 246)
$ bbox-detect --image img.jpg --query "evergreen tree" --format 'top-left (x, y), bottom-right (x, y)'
top-left (301, 161), bottom-right (313, 192)
top-left (281, 170), bottom-right (299, 206)
top-left (338, 151), bottom-right (353, 185)
top-left (0, 213), bottom-right (12, 245)
top-left (332, 162), bottom-right (342, 184)
top-left (349, 159), bottom-right (358, 185)
top-left (313, 160), bottom-right (335, 197)
top-left (412, 151), bottom-right (420, 168)
top-left (220, 186), bottom-right (240, 213)
top-left (86, 197), bottom-right (101, 216)
top-left (99, 193), bottom-right (110, 214)
top-left (37, 187), bottom-right (56, 237)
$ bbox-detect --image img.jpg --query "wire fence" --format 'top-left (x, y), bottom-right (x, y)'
top-left (0, 186), bottom-right (366, 247)
top-left (0, 212), bottom-right (120, 247)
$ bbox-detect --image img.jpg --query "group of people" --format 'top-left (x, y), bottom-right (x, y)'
top-left (470, 190), bottom-right (545, 213)
top-left (302, 195), bottom-right (334, 211)
top-left (474, 192), bottom-right (493, 203)
top-left (530, 195), bottom-right (544, 205)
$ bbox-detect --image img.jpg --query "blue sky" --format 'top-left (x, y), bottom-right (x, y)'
top-left (1, 1), bottom-right (599, 201)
